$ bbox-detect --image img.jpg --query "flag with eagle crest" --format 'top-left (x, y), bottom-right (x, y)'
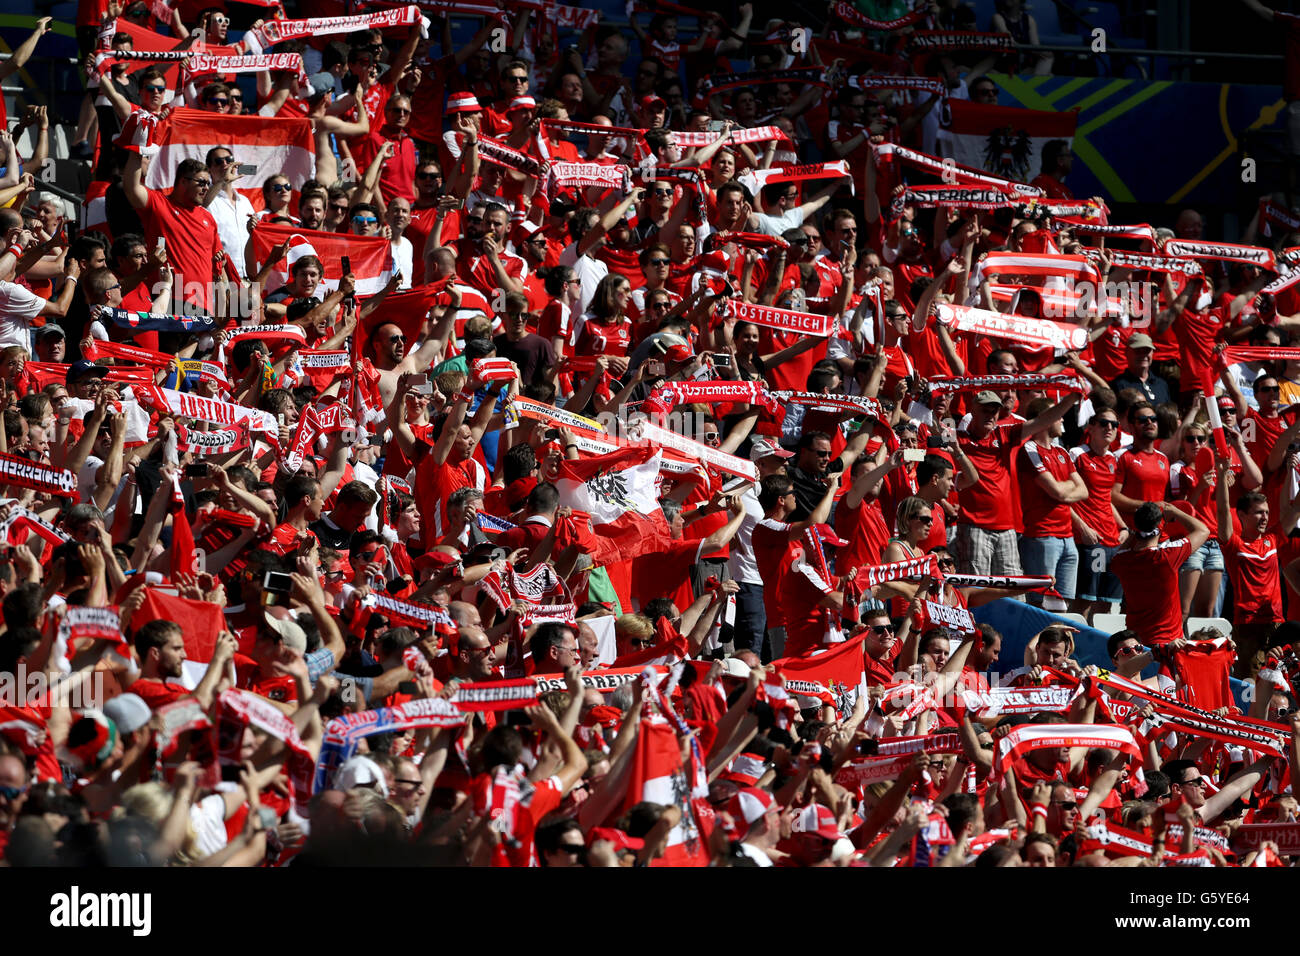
top-left (938, 100), bottom-right (1077, 185)
top-left (554, 445), bottom-right (669, 554)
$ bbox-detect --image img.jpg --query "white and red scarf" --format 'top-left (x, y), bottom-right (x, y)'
top-left (932, 302), bottom-right (1090, 352)
top-left (927, 373), bottom-right (1089, 397)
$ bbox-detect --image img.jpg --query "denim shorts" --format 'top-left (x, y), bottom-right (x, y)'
top-left (1180, 538), bottom-right (1225, 574)
top-left (1076, 544), bottom-right (1122, 603)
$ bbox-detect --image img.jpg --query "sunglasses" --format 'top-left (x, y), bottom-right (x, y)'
top-left (912, 514), bottom-right (933, 524)
top-left (628, 637), bottom-right (655, 649)
top-left (648, 258), bottom-right (670, 266)
top-left (357, 549), bottom-right (382, 560)
top-left (212, 156), bottom-right (235, 165)
top-left (417, 171), bottom-right (442, 179)
top-left (0, 785), bottom-right (26, 800)
top-left (210, 97), bottom-right (229, 107)
top-left (388, 106), bottom-right (412, 115)
top-left (389, 334), bottom-right (406, 342)
top-left (805, 234), bottom-right (821, 242)
top-left (703, 432), bottom-right (720, 442)
top-left (329, 204), bottom-right (348, 212)
top-left (143, 84), bottom-right (166, 93)
top-left (189, 178), bottom-right (212, 188)
top-left (1116, 644), bottom-right (1141, 657)
top-left (1181, 777), bottom-right (1208, 789)
top-left (1184, 434), bottom-right (1208, 444)
top-left (269, 183), bottom-right (292, 192)
top-left (1095, 419), bottom-right (1119, 429)
top-left (353, 216), bottom-right (378, 224)
top-left (1258, 385), bottom-right (1281, 393)
top-left (813, 449), bottom-right (832, 457)
top-left (1133, 415), bottom-right (1158, 424)
top-left (507, 75), bottom-right (529, 83)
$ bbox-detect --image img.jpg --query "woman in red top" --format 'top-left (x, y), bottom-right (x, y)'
top-left (574, 274), bottom-right (633, 376)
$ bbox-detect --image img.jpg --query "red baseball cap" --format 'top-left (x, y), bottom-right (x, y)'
top-left (791, 803), bottom-right (845, 841)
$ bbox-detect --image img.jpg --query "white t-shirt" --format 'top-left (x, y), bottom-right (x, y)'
top-left (558, 243), bottom-right (608, 315)
top-left (738, 840), bottom-right (774, 866)
top-left (726, 484), bottom-right (765, 586)
top-left (207, 189), bottom-right (256, 277)
top-left (0, 281), bottom-right (46, 349)
top-left (391, 236), bottom-right (413, 290)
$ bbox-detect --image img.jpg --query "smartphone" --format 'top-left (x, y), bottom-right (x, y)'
top-left (710, 352), bottom-right (732, 369)
top-left (340, 255), bottom-right (352, 277)
top-left (903, 448), bottom-right (927, 463)
top-left (340, 255), bottom-right (354, 309)
top-left (156, 236), bottom-right (165, 252)
top-left (645, 360), bottom-right (666, 378)
top-left (236, 163), bottom-right (258, 176)
top-left (263, 571), bottom-right (293, 594)
top-left (183, 462), bottom-right (211, 478)
top-left (409, 373), bottom-right (433, 395)
top-left (707, 119), bottom-right (725, 132)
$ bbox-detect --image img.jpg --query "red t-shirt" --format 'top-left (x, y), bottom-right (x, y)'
top-left (1172, 307), bottom-right (1226, 394)
top-left (1222, 532), bottom-right (1283, 625)
top-left (139, 189), bottom-right (220, 311)
top-left (782, 562), bottom-right (837, 658)
top-left (129, 677), bottom-right (189, 710)
top-left (415, 454), bottom-right (489, 540)
top-left (1069, 446), bottom-right (1121, 546)
top-left (957, 421), bottom-right (1025, 531)
top-left (1111, 539), bottom-right (1194, 644)
top-left (834, 495), bottom-right (890, 572)
top-left (1017, 440), bottom-right (1077, 538)
top-left (1243, 408), bottom-right (1296, 473)
top-left (1115, 447), bottom-right (1170, 526)
top-left (865, 638), bottom-right (902, 687)
top-left (751, 518), bottom-right (797, 629)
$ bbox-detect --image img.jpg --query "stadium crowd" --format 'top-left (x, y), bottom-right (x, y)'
top-left (0, 0), bottom-right (1297, 869)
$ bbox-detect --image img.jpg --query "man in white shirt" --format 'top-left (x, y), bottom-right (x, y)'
top-left (386, 196), bottom-right (413, 289)
top-left (202, 146), bottom-right (255, 277)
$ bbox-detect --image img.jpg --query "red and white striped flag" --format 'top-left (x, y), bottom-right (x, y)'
top-left (251, 223), bottom-right (393, 297)
top-left (146, 107), bottom-right (314, 211)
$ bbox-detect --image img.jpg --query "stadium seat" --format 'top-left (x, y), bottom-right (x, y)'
top-left (1187, 617), bottom-right (1233, 639)
top-left (1090, 613), bottom-right (1128, 635)
top-left (1053, 611), bottom-right (1090, 628)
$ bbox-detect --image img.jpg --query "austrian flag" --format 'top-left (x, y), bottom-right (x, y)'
top-left (554, 445), bottom-right (664, 531)
top-left (940, 100), bottom-right (1077, 184)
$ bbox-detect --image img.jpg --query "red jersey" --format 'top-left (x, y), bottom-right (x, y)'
top-left (1115, 447), bottom-right (1170, 525)
top-left (415, 454), bottom-right (489, 539)
top-left (1222, 532), bottom-right (1283, 625)
top-left (1112, 539), bottom-right (1194, 645)
top-left (1017, 440), bottom-right (1078, 538)
top-left (751, 518), bottom-right (797, 629)
top-left (834, 495), bottom-right (890, 571)
top-left (128, 677), bottom-right (189, 710)
top-left (1169, 459), bottom-right (1218, 537)
top-left (782, 561), bottom-right (838, 658)
top-left (1243, 408), bottom-right (1296, 473)
top-left (957, 421), bottom-right (1025, 531)
top-left (139, 189), bottom-right (220, 311)
top-left (1172, 307), bottom-right (1227, 394)
top-left (630, 538), bottom-right (700, 613)
top-left (1069, 446), bottom-right (1121, 546)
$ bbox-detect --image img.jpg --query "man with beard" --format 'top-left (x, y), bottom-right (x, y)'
top-left (128, 619), bottom-right (237, 710)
